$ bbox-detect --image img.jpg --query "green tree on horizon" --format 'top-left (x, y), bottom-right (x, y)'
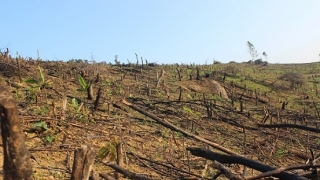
top-left (247, 41), bottom-right (258, 63)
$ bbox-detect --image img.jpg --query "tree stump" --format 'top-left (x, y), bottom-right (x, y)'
top-left (71, 145), bottom-right (96, 180)
top-left (0, 84), bottom-right (33, 180)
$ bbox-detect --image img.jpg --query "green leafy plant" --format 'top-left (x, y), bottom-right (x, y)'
top-left (187, 94), bottom-right (194, 100)
top-left (71, 98), bottom-right (89, 123)
top-left (77, 113), bottom-right (90, 123)
top-left (195, 111), bottom-right (202, 118)
top-left (156, 90), bottom-right (163, 99)
top-left (70, 98), bottom-right (90, 123)
top-left (182, 106), bottom-right (201, 120)
top-left (183, 106), bottom-right (194, 116)
top-left (33, 121), bottom-right (49, 132)
top-left (114, 84), bottom-right (123, 95)
top-left (25, 66), bottom-right (52, 90)
top-left (13, 90), bottom-right (23, 100)
top-left (24, 86), bottom-right (37, 101)
top-left (33, 121), bottom-right (56, 144)
top-left (71, 98), bottom-right (79, 110)
top-left (97, 138), bottom-right (118, 162)
top-left (35, 106), bottom-right (49, 115)
top-left (45, 135), bottom-right (55, 144)
top-left (275, 147), bottom-right (287, 158)
top-left (174, 131), bottom-right (183, 137)
top-left (77, 75), bottom-right (90, 91)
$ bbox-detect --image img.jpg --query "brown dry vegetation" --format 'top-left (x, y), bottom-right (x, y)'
top-left (1, 55), bottom-right (320, 179)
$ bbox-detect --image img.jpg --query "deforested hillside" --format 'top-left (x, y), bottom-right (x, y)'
top-left (1, 55), bottom-right (320, 180)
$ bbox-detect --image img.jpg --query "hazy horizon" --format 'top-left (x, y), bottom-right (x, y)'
top-left (1, 1), bottom-right (320, 64)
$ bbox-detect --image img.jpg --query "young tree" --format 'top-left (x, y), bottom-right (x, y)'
top-left (247, 41), bottom-right (258, 63)
top-left (114, 55), bottom-right (120, 65)
top-left (262, 52), bottom-right (268, 60)
top-left (135, 53), bottom-right (139, 68)
top-left (261, 52), bottom-right (269, 66)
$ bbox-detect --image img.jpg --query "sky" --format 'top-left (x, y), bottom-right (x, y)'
top-left (1, 1), bottom-right (320, 64)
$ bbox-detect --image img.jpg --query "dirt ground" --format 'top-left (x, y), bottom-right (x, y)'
top-left (0, 59), bottom-right (319, 179)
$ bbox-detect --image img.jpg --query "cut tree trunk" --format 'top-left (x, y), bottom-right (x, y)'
top-left (0, 84), bottom-right (33, 180)
top-left (71, 145), bottom-right (96, 180)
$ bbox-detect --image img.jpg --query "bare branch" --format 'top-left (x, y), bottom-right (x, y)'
top-left (246, 163), bottom-right (320, 180)
top-left (257, 123), bottom-right (320, 133)
top-left (212, 160), bottom-right (244, 180)
top-left (106, 163), bottom-right (152, 180)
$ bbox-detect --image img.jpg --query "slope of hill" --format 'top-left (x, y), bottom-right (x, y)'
top-left (1, 56), bottom-right (320, 179)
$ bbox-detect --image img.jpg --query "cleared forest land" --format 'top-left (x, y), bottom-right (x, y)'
top-left (1, 55), bottom-right (320, 180)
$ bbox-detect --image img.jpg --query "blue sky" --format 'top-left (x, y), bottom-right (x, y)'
top-left (1, 1), bottom-right (320, 64)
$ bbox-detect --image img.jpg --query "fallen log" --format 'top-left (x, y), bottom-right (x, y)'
top-left (186, 147), bottom-right (308, 180)
top-left (122, 99), bottom-right (241, 156)
top-left (257, 123), bottom-right (320, 133)
top-left (212, 160), bottom-right (244, 180)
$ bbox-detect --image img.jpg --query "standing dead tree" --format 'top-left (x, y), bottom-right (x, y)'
top-left (16, 56), bottom-right (23, 83)
top-left (196, 66), bottom-right (200, 80)
top-left (156, 69), bottom-right (166, 88)
top-left (87, 81), bottom-right (94, 100)
top-left (261, 105), bottom-right (270, 123)
top-left (0, 84), bottom-right (33, 180)
top-left (1, 48), bottom-right (10, 60)
top-left (176, 66), bottom-right (182, 81)
top-left (93, 87), bottom-right (102, 112)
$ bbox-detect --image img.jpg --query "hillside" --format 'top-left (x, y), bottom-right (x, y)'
top-left (1, 56), bottom-right (320, 180)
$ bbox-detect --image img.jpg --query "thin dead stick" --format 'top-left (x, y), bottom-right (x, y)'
top-left (212, 160), bottom-right (244, 180)
top-left (124, 148), bottom-right (172, 178)
top-left (246, 163), bottom-right (320, 180)
top-left (127, 152), bottom-right (205, 179)
top-left (156, 69), bottom-right (165, 88)
top-left (68, 122), bottom-right (109, 134)
top-left (122, 99), bottom-right (241, 156)
top-left (105, 163), bottom-right (152, 180)
top-left (99, 173), bottom-right (117, 180)
top-left (313, 100), bottom-right (320, 118)
top-left (269, 133), bottom-right (280, 158)
top-left (35, 166), bottom-right (71, 173)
